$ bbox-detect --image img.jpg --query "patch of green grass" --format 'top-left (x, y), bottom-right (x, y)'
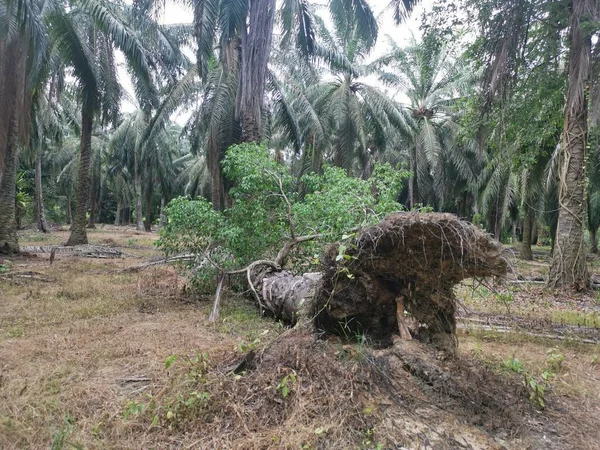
top-left (460, 328), bottom-right (597, 352)
top-left (550, 310), bottom-right (600, 328)
top-left (1, 321), bottom-right (26, 339)
top-left (208, 294), bottom-right (283, 344)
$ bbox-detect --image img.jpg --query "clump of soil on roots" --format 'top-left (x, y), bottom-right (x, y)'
top-left (313, 213), bottom-right (508, 350)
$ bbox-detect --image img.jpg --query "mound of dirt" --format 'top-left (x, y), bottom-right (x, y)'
top-left (158, 331), bottom-right (555, 449)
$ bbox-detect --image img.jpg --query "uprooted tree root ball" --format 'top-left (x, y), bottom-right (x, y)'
top-left (253, 212), bottom-right (508, 351)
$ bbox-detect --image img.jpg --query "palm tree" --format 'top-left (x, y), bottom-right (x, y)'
top-left (48, 0), bottom-right (163, 245)
top-left (548, 0), bottom-right (594, 290)
top-left (0, 0), bottom-right (49, 253)
top-left (375, 34), bottom-right (475, 209)
top-left (109, 110), bottom-right (186, 230)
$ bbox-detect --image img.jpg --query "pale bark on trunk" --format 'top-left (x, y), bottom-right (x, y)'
top-left (35, 151), bottom-right (49, 233)
top-left (548, 0), bottom-right (593, 290)
top-left (66, 110), bottom-right (93, 246)
top-left (159, 196), bottom-right (167, 228)
top-left (519, 208), bottom-right (533, 260)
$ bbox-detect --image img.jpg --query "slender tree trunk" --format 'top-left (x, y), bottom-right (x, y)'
top-left (143, 190), bottom-right (152, 232)
top-left (519, 208), bottom-right (533, 260)
top-left (87, 171), bottom-right (97, 228)
top-left (408, 147), bottom-right (416, 209)
top-left (209, 141), bottom-right (223, 210)
top-left (548, 0), bottom-right (593, 290)
top-left (35, 151), bottom-right (49, 233)
top-left (590, 228), bottom-right (598, 253)
top-left (511, 219), bottom-right (517, 244)
top-left (66, 193), bottom-right (72, 225)
top-left (0, 114), bottom-right (20, 254)
top-left (66, 110), bottom-right (93, 246)
top-left (159, 196), bottom-right (167, 228)
top-left (134, 149), bottom-right (144, 231)
top-left (143, 161), bottom-right (152, 232)
top-left (239, 0), bottom-right (276, 142)
top-left (114, 201), bottom-right (122, 226)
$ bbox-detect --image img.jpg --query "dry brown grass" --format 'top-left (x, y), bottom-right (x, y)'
top-left (1, 228), bottom-right (599, 449)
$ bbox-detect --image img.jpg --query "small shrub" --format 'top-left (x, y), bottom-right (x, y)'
top-left (276, 370), bottom-right (297, 399)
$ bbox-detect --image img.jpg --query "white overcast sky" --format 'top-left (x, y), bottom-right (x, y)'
top-left (120, 0), bottom-right (429, 119)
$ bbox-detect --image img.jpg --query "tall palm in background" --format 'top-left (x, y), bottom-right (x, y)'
top-left (375, 34), bottom-right (475, 209)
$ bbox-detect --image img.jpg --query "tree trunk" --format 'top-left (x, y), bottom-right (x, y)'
top-left (114, 201), bottom-right (122, 226)
top-left (239, 0), bottom-right (276, 143)
top-left (87, 171), bottom-right (97, 229)
top-left (143, 161), bottom-right (152, 232)
top-left (0, 114), bottom-right (20, 254)
top-left (548, 0), bottom-right (593, 290)
top-left (519, 208), bottom-right (533, 260)
top-left (209, 145), bottom-right (223, 211)
top-left (511, 219), bottom-right (517, 245)
top-left (66, 110), bottom-right (93, 246)
top-left (35, 151), bottom-right (49, 233)
top-left (408, 146), bottom-right (416, 209)
top-left (591, 228), bottom-right (598, 254)
top-left (159, 196), bottom-right (167, 228)
top-left (0, 38), bottom-right (28, 254)
top-left (66, 193), bottom-right (72, 225)
top-left (134, 153), bottom-right (144, 231)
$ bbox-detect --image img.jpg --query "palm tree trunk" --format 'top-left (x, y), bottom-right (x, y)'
top-left (519, 208), bottom-right (533, 260)
top-left (143, 160), bottom-right (152, 232)
top-left (239, 0), bottom-right (276, 142)
top-left (66, 109), bottom-right (93, 246)
top-left (114, 200), bottom-right (121, 226)
top-left (66, 193), bottom-right (72, 225)
top-left (35, 151), bottom-right (49, 233)
top-left (0, 37), bottom-right (28, 254)
top-left (408, 145), bottom-right (417, 209)
top-left (548, 0), bottom-right (593, 290)
top-left (159, 196), bottom-right (167, 228)
top-left (511, 219), bottom-right (517, 244)
top-left (87, 171), bottom-right (97, 229)
top-left (134, 149), bottom-right (144, 231)
top-left (0, 114), bottom-right (20, 254)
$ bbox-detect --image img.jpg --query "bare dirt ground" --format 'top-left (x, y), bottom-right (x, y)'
top-left (1, 227), bottom-right (599, 449)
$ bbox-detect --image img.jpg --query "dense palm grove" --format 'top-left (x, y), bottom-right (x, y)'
top-left (1, 0), bottom-right (599, 291)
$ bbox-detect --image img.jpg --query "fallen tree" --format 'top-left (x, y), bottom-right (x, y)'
top-left (211, 212), bottom-right (507, 352)
top-left (158, 144), bottom-right (507, 351)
